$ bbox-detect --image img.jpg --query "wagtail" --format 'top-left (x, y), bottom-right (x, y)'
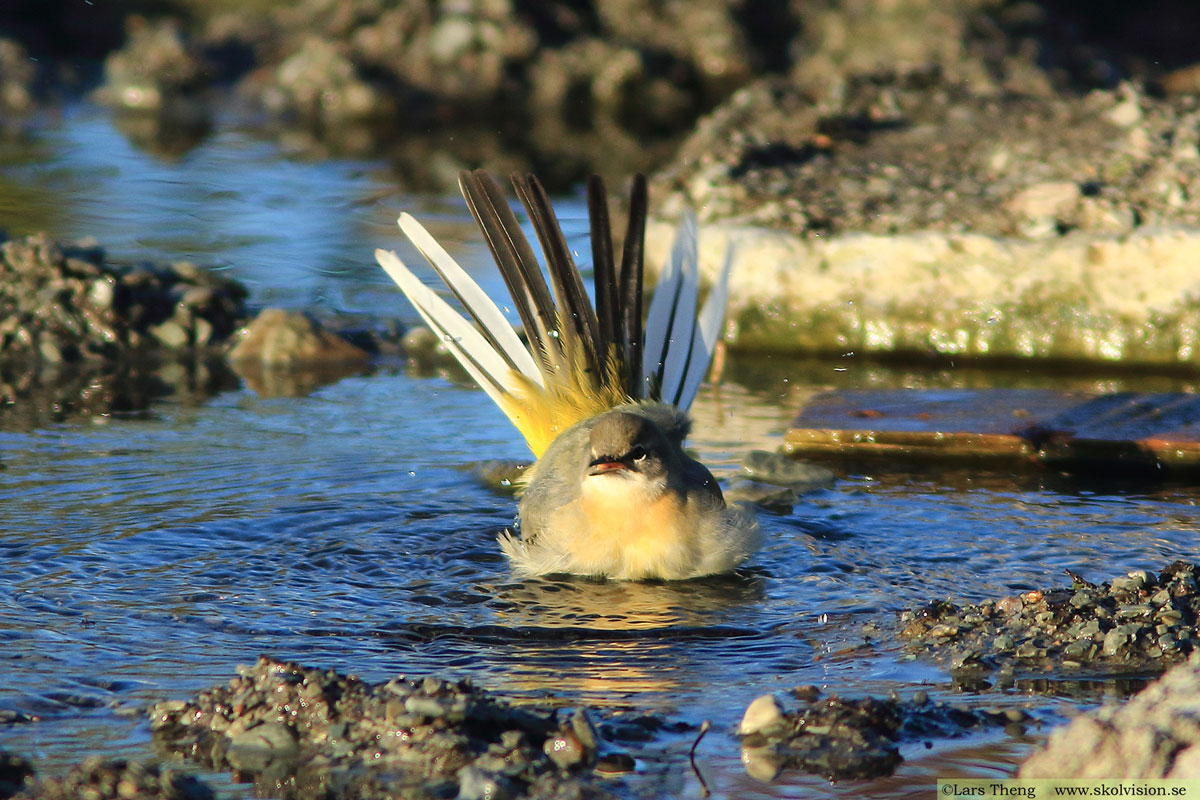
top-left (376, 170), bottom-right (761, 580)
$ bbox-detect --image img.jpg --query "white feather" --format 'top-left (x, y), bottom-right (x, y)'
top-left (375, 248), bottom-right (519, 409)
top-left (676, 242), bottom-right (734, 411)
top-left (658, 212), bottom-right (701, 405)
top-left (397, 213), bottom-right (543, 387)
top-left (642, 212), bottom-right (698, 401)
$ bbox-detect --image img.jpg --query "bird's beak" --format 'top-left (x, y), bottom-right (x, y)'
top-left (587, 458), bottom-right (629, 476)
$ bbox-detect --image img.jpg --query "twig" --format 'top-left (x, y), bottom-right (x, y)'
top-left (689, 719), bottom-right (712, 797)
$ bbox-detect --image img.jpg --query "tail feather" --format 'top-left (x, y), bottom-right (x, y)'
top-left (459, 170), bottom-right (564, 379)
top-left (511, 172), bottom-right (603, 375)
top-left (587, 176), bottom-right (619, 367)
top-left (375, 248), bottom-right (520, 406)
top-left (643, 212), bottom-right (700, 405)
top-left (396, 213), bottom-right (543, 387)
top-left (376, 170), bottom-right (731, 457)
top-left (617, 175), bottom-right (647, 398)
top-left (678, 241), bottom-right (735, 411)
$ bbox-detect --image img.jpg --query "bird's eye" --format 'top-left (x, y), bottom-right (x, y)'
top-left (628, 445), bottom-right (647, 462)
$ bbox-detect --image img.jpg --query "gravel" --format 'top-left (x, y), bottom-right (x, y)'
top-left (149, 655), bottom-right (616, 800)
top-left (900, 561), bottom-right (1200, 677)
top-left (8, 756), bottom-right (212, 800)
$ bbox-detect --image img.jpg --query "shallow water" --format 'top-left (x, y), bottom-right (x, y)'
top-left (2, 104), bottom-right (1200, 797)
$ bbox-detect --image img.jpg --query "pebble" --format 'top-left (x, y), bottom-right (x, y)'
top-left (8, 756), bottom-right (212, 800)
top-left (738, 694), bottom-right (786, 736)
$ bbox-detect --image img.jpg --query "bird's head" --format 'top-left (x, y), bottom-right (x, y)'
top-left (585, 411), bottom-right (673, 490)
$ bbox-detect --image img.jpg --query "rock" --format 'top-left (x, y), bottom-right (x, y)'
top-left (229, 309), bottom-right (370, 366)
top-left (0, 750), bottom-right (34, 797)
top-left (265, 37), bottom-right (394, 123)
top-left (740, 450), bottom-right (836, 489)
top-left (648, 77), bottom-right (1200, 368)
top-left (0, 38), bottom-right (37, 113)
top-left (0, 232), bottom-right (248, 367)
top-left (724, 479), bottom-right (797, 513)
top-left (95, 16), bottom-right (212, 118)
top-left (737, 689), bottom-right (1009, 780)
top-left (226, 722), bottom-right (299, 771)
top-left (739, 694), bottom-right (785, 736)
top-left (1021, 652), bottom-right (1200, 778)
top-left (1005, 181), bottom-right (1082, 239)
top-left (456, 766), bottom-right (515, 800)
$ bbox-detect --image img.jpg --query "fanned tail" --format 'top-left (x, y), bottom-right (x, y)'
top-left (375, 170), bottom-right (732, 457)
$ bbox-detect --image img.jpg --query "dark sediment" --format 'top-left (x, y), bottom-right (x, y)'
top-left (149, 655), bottom-right (615, 800)
top-left (900, 561), bottom-right (1200, 678)
top-left (737, 686), bottom-right (1025, 781)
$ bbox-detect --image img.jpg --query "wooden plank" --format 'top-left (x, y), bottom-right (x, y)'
top-left (784, 389), bottom-right (1200, 470)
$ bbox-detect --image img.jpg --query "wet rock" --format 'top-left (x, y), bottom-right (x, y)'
top-left (737, 687), bottom-right (1015, 780)
top-left (0, 750), bottom-right (33, 797)
top-left (0, 38), bottom-right (37, 114)
top-left (225, 722), bottom-right (299, 772)
top-left (901, 562), bottom-right (1200, 676)
top-left (738, 694), bottom-right (786, 736)
top-left (149, 656), bottom-right (611, 800)
top-left (723, 479), bottom-right (798, 513)
top-left (260, 36), bottom-right (396, 124)
top-left (740, 450), bottom-right (836, 489)
top-left (95, 17), bottom-right (211, 118)
top-left (229, 309), bottom-right (370, 367)
top-left (0, 232), bottom-right (248, 368)
top-left (10, 756), bottom-right (213, 800)
top-left (1021, 652), bottom-right (1200, 778)
top-left (228, 309), bottom-right (372, 396)
top-left (528, 38), bottom-right (702, 137)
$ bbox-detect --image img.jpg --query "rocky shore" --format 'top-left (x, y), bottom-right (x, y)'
top-left (900, 561), bottom-right (1200, 679)
top-left (150, 656), bottom-right (616, 800)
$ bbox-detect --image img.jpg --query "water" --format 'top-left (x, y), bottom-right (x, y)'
top-left (2, 103), bottom-right (1200, 797)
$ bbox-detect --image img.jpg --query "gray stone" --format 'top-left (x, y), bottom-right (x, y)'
top-left (1021, 652), bottom-right (1200, 778)
top-left (226, 722), bottom-right (299, 771)
top-left (456, 766), bottom-right (515, 800)
top-left (740, 450), bottom-right (836, 489)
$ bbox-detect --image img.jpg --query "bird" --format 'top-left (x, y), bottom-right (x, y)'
top-left (375, 170), bottom-right (761, 580)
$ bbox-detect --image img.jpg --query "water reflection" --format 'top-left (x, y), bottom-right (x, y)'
top-left (491, 574), bottom-right (767, 630)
